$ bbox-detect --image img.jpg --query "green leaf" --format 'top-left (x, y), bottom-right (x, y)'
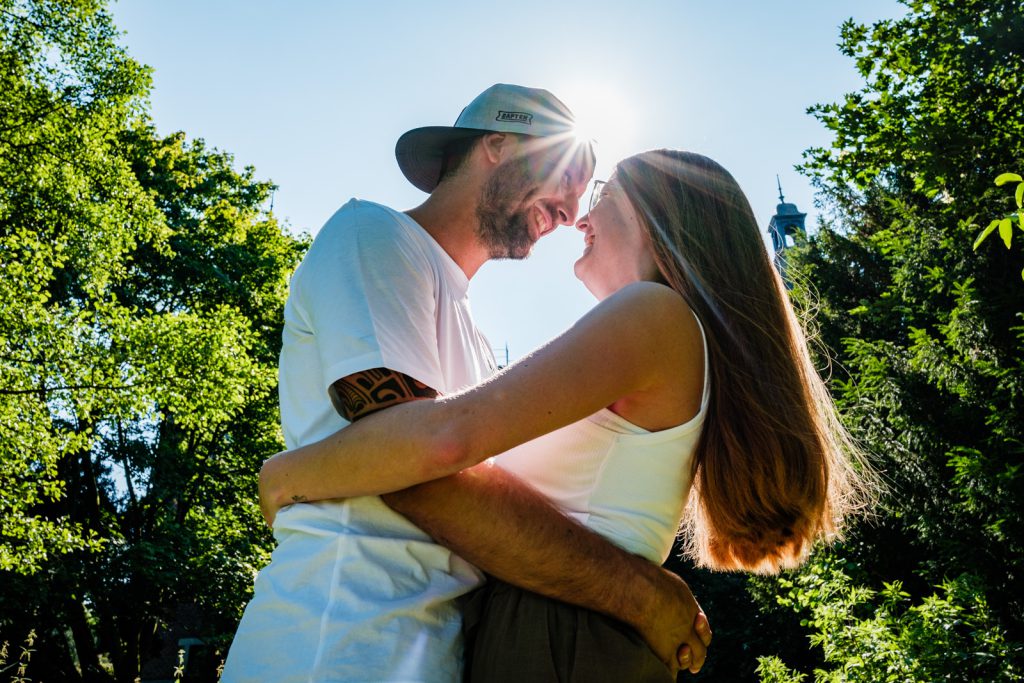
top-left (995, 173), bottom-right (1023, 186)
top-left (973, 219), bottom-right (1000, 250)
top-left (1017, 182), bottom-right (1024, 209)
top-left (999, 218), bottom-right (1013, 248)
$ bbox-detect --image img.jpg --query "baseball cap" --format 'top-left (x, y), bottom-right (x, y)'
top-left (396, 84), bottom-right (581, 193)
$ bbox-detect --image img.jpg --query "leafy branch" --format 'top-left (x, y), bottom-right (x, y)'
top-left (973, 172), bottom-right (1024, 281)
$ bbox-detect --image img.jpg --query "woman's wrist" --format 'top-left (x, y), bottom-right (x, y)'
top-left (258, 452), bottom-right (289, 526)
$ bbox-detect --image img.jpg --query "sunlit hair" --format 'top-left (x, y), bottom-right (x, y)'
top-left (615, 150), bottom-right (874, 573)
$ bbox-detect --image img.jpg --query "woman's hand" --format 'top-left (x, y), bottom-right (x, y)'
top-left (258, 452), bottom-right (296, 527)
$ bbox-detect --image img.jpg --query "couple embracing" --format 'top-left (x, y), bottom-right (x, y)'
top-left (221, 84), bottom-right (869, 682)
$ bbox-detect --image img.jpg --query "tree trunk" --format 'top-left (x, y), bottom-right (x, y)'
top-left (65, 596), bottom-right (111, 682)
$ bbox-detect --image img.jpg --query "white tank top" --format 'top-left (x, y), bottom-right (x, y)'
top-left (493, 316), bottom-right (711, 564)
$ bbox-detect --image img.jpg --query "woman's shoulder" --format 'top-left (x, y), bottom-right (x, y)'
top-left (553, 280), bottom-right (702, 377)
top-left (607, 280), bottom-right (685, 304)
top-left (586, 281), bottom-right (702, 373)
top-left (595, 282), bottom-right (706, 430)
top-left (598, 282), bottom-right (696, 333)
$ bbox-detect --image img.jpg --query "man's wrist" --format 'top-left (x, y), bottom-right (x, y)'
top-left (621, 555), bottom-right (665, 632)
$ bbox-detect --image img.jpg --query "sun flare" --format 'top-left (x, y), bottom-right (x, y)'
top-left (561, 83), bottom-right (638, 168)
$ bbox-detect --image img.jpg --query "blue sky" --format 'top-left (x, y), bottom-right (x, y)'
top-left (111, 0), bottom-right (906, 360)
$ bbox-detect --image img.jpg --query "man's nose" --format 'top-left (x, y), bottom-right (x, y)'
top-left (556, 202), bottom-right (575, 227)
top-left (554, 191), bottom-right (579, 227)
top-left (575, 214), bottom-right (589, 231)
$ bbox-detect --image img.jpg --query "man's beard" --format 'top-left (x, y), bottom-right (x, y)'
top-left (476, 157), bottom-right (536, 260)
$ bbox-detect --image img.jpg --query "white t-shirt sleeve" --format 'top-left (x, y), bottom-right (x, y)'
top-left (291, 204), bottom-right (446, 394)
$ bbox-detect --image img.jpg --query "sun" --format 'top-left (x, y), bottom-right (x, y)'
top-left (560, 82), bottom-right (638, 169)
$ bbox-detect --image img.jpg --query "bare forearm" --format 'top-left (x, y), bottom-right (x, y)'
top-left (382, 462), bottom-right (686, 657)
top-left (259, 399), bottom-right (465, 521)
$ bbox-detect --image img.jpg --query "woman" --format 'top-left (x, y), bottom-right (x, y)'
top-left (260, 149), bottom-right (871, 680)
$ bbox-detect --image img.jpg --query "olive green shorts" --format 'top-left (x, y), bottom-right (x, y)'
top-left (462, 579), bottom-right (675, 683)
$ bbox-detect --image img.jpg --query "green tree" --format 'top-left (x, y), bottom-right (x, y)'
top-left (757, 557), bottom-right (1018, 682)
top-left (753, 0), bottom-right (1024, 680)
top-left (1, 0), bottom-right (153, 577)
top-left (0, 1), bottom-right (307, 679)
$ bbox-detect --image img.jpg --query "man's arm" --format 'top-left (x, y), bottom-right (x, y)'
top-left (327, 367), bottom-right (711, 674)
top-left (383, 462), bottom-right (709, 674)
top-left (327, 367), bottom-right (438, 419)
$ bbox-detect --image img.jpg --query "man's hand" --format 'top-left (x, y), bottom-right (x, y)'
top-left (633, 565), bottom-right (712, 675)
top-left (683, 611), bottom-right (714, 673)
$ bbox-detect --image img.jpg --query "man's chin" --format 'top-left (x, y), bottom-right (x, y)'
top-left (487, 222), bottom-right (535, 260)
top-left (489, 243), bottom-right (534, 261)
top-left (477, 209), bottom-right (536, 260)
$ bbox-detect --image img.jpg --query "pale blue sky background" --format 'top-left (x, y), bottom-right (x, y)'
top-left (111, 1), bottom-right (905, 360)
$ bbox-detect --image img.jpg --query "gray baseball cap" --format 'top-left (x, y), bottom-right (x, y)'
top-left (396, 84), bottom-right (580, 193)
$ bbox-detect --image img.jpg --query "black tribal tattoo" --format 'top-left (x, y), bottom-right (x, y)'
top-left (329, 368), bottom-right (438, 422)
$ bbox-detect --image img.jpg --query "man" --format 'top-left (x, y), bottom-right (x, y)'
top-left (223, 84), bottom-right (709, 682)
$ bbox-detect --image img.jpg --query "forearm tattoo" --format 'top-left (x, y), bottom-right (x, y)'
top-left (329, 368), bottom-right (438, 422)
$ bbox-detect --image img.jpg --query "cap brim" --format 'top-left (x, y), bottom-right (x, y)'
top-left (395, 126), bottom-right (495, 194)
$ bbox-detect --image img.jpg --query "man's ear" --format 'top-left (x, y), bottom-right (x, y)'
top-left (478, 133), bottom-right (516, 166)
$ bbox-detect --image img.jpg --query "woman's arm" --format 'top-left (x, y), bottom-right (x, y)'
top-left (260, 281), bottom-right (701, 523)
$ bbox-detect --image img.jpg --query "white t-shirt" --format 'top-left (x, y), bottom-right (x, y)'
top-left (223, 199), bottom-right (496, 683)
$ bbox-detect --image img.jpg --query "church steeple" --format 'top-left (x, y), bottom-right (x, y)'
top-left (767, 177), bottom-right (807, 287)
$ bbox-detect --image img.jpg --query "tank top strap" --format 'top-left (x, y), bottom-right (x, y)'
top-left (693, 311), bottom-right (711, 414)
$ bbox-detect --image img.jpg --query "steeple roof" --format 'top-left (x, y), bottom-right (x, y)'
top-left (773, 176), bottom-right (806, 218)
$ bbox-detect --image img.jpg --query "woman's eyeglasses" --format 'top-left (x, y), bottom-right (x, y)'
top-left (588, 179), bottom-right (606, 214)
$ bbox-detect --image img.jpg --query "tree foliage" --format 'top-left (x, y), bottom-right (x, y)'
top-left (758, 557), bottom-right (1019, 682)
top-left (0, 0), bottom-right (307, 679)
top-left (751, 0), bottom-right (1024, 680)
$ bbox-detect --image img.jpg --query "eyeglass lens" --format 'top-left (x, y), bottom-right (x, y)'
top-left (589, 180), bottom-right (606, 213)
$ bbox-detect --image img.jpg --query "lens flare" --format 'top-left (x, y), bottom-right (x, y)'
top-left (561, 83), bottom-right (638, 164)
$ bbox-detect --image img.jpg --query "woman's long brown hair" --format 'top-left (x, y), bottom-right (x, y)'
top-left (616, 150), bottom-right (873, 573)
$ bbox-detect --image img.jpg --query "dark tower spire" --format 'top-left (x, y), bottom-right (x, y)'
top-left (767, 178), bottom-right (807, 287)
